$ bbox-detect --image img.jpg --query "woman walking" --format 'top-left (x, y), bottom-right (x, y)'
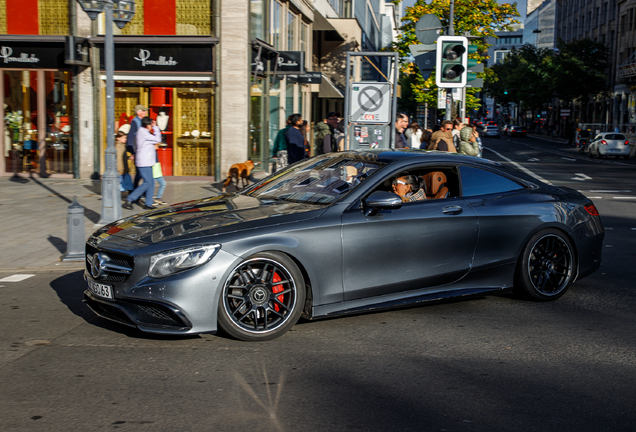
top-left (123, 117), bottom-right (162, 210)
top-left (404, 121), bottom-right (423, 149)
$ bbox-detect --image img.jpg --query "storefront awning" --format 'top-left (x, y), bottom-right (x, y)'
top-left (313, 12), bottom-right (345, 42)
top-left (318, 74), bottom-right (344, 99)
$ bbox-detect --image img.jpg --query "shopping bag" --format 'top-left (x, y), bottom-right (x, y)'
top-left (152, 162), bottom-right (163, 178)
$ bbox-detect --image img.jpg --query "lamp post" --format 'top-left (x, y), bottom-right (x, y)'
top-left (77, 0), bottom-right (136, 225)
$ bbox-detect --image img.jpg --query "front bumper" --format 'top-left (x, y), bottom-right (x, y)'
top-left (82, 248), bottom-right (241, 335)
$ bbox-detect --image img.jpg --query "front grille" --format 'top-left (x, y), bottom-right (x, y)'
top-left (137, 304), bottom-right (174, 321)
top-left (86, 244), bottom-right (134, 283)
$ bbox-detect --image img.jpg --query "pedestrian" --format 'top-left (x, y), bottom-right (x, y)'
top-left (127, 104), bottom-right (148, 188)
top-left (427, 120), bottom-right (457, 152)
top-left (420, 129), bottom-right (432, 149)
top-left (285, 113), bottom-right (306, 164)
top-left (404, 121), bottom-right (423, 149)
top-left (272, 116), bottom-right (292, 171)
top-left (123, 117), bottom-right (162, 210)
top-left (457, 125), bottom-right (479, 156)
top-left (452, 119), bottom-right (463, 150)
top-left (394, 113), bottom-right (409, 148)
top-left (314, 113), bottom-right (338, 155)
top-left (334, 119), bottom-right (345, 151)
top-left (152, 153), bottom-right (167, 206)
top-left (115, 131), bottom-right (133, 193)
top-left (300, 120), bottom-right (309, 158)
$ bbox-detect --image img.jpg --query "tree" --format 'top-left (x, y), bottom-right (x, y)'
top-left (392, 0), bottom-right (520, 112)
top-left (551, 38), bottom-right (608, 106)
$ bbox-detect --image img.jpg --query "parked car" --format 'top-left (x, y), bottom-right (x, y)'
top-left (588, 133), bottom-right (630, 159)
top-left (483, 125), bottom-right (501, 138)
top-left (83, 151), bottom-right (604, 341)
top-left (505, 125), bottom-right (527, 137)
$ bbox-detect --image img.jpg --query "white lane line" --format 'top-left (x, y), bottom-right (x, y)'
top-left (605, 227), bottom-right (614, 230)
top-left (613, 196), bottom-right (636, 199)
top-left (631, 228), bottom-right (636, 230)
top-left (528, 158), bottom-right (540, 162)
top-left (561, 157), bottom-right (576, 161)
top-left (590, 190), bottom-right (632, 193)
top-left (0, 274), bottom-right (35, 282)
top-left (484, 147), bottom-right (552, 185)
top-left (587, 196), bottom-right (603, 199)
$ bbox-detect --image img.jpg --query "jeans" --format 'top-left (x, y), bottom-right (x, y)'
top-left (154, 176), bottom-right (166, 199)
top-left (127, 166), bottom-right (154, 204)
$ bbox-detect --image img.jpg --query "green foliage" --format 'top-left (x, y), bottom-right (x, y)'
top-left (392, 0), bottom-right (520, 111)
top-left (485, 39), bottom-right (609, 110)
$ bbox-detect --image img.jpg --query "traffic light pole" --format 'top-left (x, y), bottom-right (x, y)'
top-left (445, 0), bottom-right (455, 122)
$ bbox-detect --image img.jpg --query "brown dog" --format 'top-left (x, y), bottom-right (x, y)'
top-left (223, 160), bottom-right (255, 190)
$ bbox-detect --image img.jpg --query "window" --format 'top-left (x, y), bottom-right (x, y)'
top-left (272, 1), bottom-right (282, 49)
top-left (250, 0), bottom-right (265, 41)
top-left (460, 166), bottom-right (524, 197)
top-left (287, 11), bottom-right (297, 50)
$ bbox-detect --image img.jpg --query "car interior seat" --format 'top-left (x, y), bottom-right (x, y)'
top-left (422, 172), bottom-right (449, 199)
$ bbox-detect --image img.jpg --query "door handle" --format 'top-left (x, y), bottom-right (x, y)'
top-left (442, 205), bottom-right (463, 215)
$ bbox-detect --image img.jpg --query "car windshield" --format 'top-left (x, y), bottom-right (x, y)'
top-left (245, 157), bottom-right (384, 204)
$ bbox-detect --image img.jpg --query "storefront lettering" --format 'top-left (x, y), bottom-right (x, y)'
top-left (276, 56), bottom-right (298, 67)
top-left (0, 47), bottom-right (40, 64)
top-left (134, 49), bottom-right (178, 67)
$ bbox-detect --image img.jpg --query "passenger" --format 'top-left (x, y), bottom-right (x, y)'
top-left (392, 174), bottom-right (426, 202)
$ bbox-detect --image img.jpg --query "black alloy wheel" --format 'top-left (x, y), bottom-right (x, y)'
top-left (218, 252), bottom-right (305, 341)
top-left (516, 229), bottom-right (575, 301)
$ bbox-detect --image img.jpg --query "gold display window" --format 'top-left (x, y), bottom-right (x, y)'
top-left (174, 87), bottom-right (214, 176)
top-left (108, 84), bottom-right (214, 177)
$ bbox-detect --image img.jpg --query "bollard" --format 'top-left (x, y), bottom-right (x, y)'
top-left (61, 196), bottom-right (86, 262)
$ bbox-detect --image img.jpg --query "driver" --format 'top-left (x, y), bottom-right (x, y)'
top-left (392, 174), bottom-right (426, 202)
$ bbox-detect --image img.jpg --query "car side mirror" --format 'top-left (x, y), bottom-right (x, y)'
top-left (363, 191), bottom-right (403, 216)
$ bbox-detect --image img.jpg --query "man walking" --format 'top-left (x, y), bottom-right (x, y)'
top-left (394, 113), bottom-right (409, 148)
top-left (286, 114), bottom-right (306, 164)
top-left (127, 104), bottom-right (148, 189)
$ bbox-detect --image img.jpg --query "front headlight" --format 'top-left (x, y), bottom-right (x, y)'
top-left (148, 244), bottom-right (220, 278)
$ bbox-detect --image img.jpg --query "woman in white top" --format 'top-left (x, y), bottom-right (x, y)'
top-left (404, 122), bottom-right (423, 149)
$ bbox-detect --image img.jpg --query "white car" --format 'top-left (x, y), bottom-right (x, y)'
top-left (588, 133), bottom-right (631, 159)
top-left (483, 125), bottom-right (500, 138)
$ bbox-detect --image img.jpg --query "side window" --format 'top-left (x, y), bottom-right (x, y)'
top-left (460, 166), bottom-right (524, 197)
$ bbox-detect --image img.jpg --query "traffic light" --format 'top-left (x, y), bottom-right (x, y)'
top-left (436, 36), bottom-right (468, 88)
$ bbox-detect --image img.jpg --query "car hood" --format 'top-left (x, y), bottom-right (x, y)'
top-left (92, 194), bottom-right (326, 245)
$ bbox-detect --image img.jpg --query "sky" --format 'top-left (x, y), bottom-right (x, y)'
top-left (401, 0), bottom-right (527, 22)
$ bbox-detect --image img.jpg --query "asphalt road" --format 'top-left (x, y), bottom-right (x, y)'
top-left (1, 138), bottom-right (635, 431)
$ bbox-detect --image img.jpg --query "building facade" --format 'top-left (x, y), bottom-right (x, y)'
top-left (0, 0), bottom-right (396, 179)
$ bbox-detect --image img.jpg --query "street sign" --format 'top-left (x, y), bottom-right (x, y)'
top-left (349, 82), bottom-right (392, 124)
top-left (414, 50), bottom-right (436, 80)
top-left (415, 14), bottom-right (442, 45)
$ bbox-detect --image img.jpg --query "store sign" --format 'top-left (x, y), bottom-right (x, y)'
top-left (275, 51), bottom-right (304, 73)
top-left (286, 72), bottom-right (322, 84)
top-left (104, 44), bottom-right (213, 72)
top-left (0, 42), bottom-right (66, 69)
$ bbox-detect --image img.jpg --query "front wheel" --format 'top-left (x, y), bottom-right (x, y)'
top-left (218, 252), bottom-right (306, 341)
top-left (515, 229), bottom-right (576, 301)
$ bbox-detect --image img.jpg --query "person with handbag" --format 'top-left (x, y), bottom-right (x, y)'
top-left (123, 117), bottom-right (162, 210)
top-left (152, 149), bottom-right (167, 206)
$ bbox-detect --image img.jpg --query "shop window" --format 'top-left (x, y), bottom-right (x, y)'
top-left (269, 78), bottom-right (281, 155)
top-left (287, 11), bottom-right (296, 50)
top-left (285, 81), bottom-right (294, 116)
top-left (3, 70), bottom-right (73, 175)
top-left (250, 78), bottom-right (264, 164)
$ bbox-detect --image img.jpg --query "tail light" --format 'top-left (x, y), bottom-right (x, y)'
top-left (584, 204), bottom-right (599, 216)
top-left (625, 140), bottom-right (629, 146)
top-left (600, 140), bottom-right (607, 145)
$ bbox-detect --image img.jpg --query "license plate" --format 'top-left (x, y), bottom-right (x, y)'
top-left (88, 279), bottom-right (113, 300)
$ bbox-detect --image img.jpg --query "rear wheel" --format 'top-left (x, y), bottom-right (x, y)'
top-left (218, 252), bottom-right (305, 341)
top-left (515, 229), bottom-right (575, 301)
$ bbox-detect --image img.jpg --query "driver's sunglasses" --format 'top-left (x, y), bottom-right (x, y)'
top-left (444, 127), bottom-right (452, 131)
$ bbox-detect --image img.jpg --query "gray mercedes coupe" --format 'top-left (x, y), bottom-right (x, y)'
top-left (84, 150), bottom-right (604, 341)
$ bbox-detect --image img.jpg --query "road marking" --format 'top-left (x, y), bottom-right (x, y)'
top-left (606, 245), bottom-right (613, 247)
top-left (0, 274), bottom-right (35, 282)
top-left (561, 157), bottom-right (576, 161)
top-left (571, 173), bottom-right (592, 181)
top-left (587, 196), bottom-right (602, 199)
top-left (613, 196), bottom-right (636, 199)
top-left (528, 158), bottom-right (540, 162)
top-left (631, 228), bottom-right (636, 230)
top-left (484, 147), bottom-right (552, 184)
top-left (590, 190), bottom-right (632, 193)
top-left (605, 227), bottom-right (613, 230)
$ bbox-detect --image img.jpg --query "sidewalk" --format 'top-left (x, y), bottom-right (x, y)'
top-left (0, 175), bottom-right (243, 272)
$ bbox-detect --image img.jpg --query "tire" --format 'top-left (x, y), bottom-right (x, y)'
top-left (218, 252), bottom-right (306, 341)
top-left (515, 229), bottom-right (576, 301)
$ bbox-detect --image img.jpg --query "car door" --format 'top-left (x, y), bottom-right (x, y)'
top-left (340, 193), bottom-right (478, 301)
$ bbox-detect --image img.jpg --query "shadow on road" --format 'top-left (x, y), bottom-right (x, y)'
top-left (49, 270), bottom-right (201, 341)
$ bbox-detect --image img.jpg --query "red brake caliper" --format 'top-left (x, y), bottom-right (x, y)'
top-left (272, 272), bottom-right (284, 312)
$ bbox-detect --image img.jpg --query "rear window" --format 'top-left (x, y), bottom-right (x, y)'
top-left (461, 166), bottom-right (524, 197)
top-left (605, 134), bottom-right (625, 140)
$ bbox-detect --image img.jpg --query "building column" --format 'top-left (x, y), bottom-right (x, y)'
top-left (219, 0), bottom-right (249, 177)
